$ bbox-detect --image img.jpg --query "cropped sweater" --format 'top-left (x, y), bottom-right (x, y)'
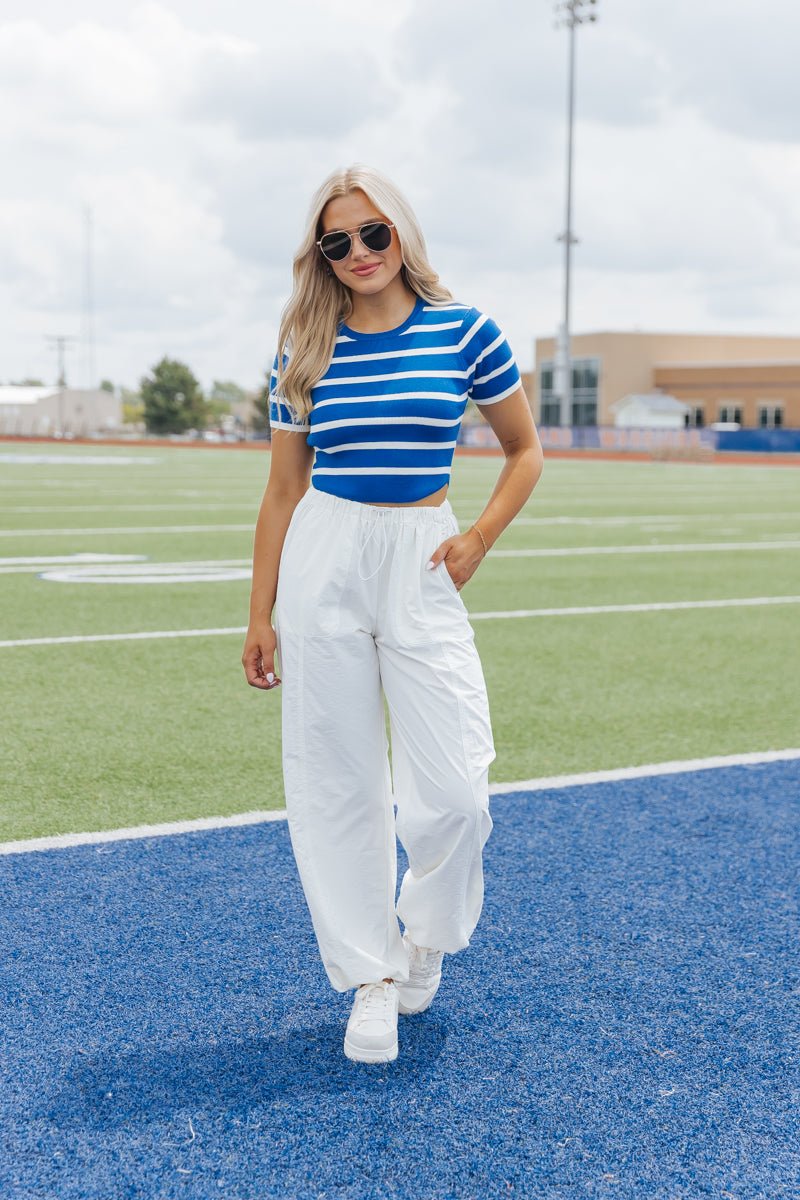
top-left (268, 295), bottom-right (521, 504)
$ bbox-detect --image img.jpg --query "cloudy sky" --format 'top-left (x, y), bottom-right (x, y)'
top-left (2, 0), bottom-right (799, 392)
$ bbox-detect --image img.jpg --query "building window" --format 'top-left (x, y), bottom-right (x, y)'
top-left (718, 404), bottom-right (743, 425)
top-left (539, 357), bottom-right (599, 425)
top-left (685, 405), bottom-right (705, 428)
top-left (758, 404), bottom-right (784, 428)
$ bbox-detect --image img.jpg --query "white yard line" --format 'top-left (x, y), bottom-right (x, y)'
top-left (0, 524), bottom-right (254, 537)
top-left (2, 524), bottom-right (798, 557)
top-left (488, 748), bottom-right (800, 794)
top-left (469, 595), bottom-right (800, 619)
top-left (6, 503), bottom-right (256, 514)
top-left (2, 748), bottom-right (797, 857)
top-left (2, 594), bottom-right (799, 648)
top-left (490, 540), bottom-right (800, 558)
top-left (496, 512), bottom-right (800, 527)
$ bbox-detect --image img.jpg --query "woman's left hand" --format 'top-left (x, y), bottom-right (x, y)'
top-left (426, 529), bottom-right (486, 592)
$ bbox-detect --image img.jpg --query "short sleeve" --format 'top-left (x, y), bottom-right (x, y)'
top-left (461, 309), bottom-right (521, 405)
top-left (268, 352), bottom-right (310, 432)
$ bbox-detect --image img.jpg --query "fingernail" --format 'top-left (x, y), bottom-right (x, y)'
top-left (266, 672), bottom-right (274, 682)
top-left (425, 561), bottom-right (435, 570)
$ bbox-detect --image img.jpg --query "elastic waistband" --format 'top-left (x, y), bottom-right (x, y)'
top-left (302, 486), bottom-right (455, 527)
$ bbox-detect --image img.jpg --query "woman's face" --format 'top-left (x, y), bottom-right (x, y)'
top-left (319, 189), bottom-right (405, 297)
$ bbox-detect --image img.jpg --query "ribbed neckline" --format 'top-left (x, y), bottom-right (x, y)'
top-left (339, 295), bottom-right (423, 341)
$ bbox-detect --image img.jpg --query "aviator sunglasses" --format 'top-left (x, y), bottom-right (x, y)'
top-left (317, 221), bottom-right (396, 263)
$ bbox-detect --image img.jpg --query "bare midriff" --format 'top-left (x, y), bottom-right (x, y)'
top-left (364, 484), bottom-right (449, 508)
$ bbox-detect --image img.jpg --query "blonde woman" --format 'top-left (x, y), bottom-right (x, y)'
top-left (243, 164), bottom-right (543, 1064)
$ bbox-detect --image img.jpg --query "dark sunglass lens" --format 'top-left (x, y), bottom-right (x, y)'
top-left (320, 231), bottom-right (352, 261)
top-left (360, 222), bottom-right (392, 252)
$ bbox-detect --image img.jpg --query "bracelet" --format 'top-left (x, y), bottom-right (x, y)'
top-left (470, 523), bottom-right (488, 557)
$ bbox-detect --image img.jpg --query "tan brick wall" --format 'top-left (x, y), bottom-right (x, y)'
top-left (534, 332), bottom-right (800, 426)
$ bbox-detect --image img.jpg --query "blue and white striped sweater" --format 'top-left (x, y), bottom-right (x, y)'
top-left (268, 296), bottom-right (521, 503)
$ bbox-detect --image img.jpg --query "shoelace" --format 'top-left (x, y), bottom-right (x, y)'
top-left (356, 982), bottom-right (394, 1017)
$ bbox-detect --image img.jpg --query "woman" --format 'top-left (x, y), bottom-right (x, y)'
top-left (243, 164), bottom-right (543, 1064)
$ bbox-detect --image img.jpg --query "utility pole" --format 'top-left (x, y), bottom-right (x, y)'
top-left (554, 0), bottom-right (598, 428)
top-left (83, 206), bottom-right (96, 390)
top-left (46, 335), bottom-right (77, 434)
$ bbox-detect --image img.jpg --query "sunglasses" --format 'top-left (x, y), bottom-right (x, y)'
top-left (317, 221), bottom-right (396, 263)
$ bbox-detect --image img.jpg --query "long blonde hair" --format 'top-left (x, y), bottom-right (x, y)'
top-left (274, 164), bottom-right (454, 422)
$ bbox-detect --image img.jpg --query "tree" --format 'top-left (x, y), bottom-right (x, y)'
top-left (140, 358), bottom-right (206, 434)
top-left (253, 371), bottom-right (271, 434)
top-left (100, 379), bottom-right (114, 393)
top-left (120, 387), bottom-right (144, 427)
top-left (207, 379), bottom-right (247, 424)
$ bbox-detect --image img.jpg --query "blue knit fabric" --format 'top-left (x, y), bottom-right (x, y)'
top-left (268, 298), bottom-right (521, 503)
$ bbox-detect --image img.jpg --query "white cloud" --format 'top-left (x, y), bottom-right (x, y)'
top-left (0, 0), bottom-right (798, 392)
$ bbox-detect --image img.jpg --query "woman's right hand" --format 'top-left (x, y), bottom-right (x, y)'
top-left (242, 619), bottom-right (281, 691)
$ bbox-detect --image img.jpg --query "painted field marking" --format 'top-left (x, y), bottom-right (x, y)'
top-left (0, 524), bottom-right (254, 538)
top-left (0, 454), bottom-right (160, 466)
top-left (2, 748), bottom-right (797, 857)
top-left (490, 540), bottom-right (800, 558)
top-left (39, 562), bottom-right (251, 584)
top-left (6, 503), bottom-right (257, 514)
top-left (0, 554), bottom-right (147, 575)
top-left (2, 595), bottom-right (800, 649)
top-left (496, 512), bottom-right (800, 527)
top-left (2, 521), bottom-right (800, 558)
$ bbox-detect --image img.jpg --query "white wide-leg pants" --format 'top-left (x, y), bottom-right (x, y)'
top-left (273, 487), bottom-right (495, 993)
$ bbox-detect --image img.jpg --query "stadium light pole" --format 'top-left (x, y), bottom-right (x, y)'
top-left (46, 334), bottom-right (77, 435)
top-left (554, 0), bottom-right (598, 428)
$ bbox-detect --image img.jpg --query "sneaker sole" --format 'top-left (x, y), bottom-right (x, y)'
top-left (397, 994), bottom-right (436, 1016)
top-left (343, 1036), bottom-right (398, 1064)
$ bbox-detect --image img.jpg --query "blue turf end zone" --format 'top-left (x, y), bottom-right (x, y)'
top-left (1, 761), bottom-right (798, 1200)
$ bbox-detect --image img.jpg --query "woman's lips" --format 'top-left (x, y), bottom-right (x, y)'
top-left (352, 263), bottom-right (381, 276)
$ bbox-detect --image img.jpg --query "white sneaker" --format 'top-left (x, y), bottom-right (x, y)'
top-left (343, 981), bottom-right (399, 1063)
top-left (396, 933), bottom-right (444, 1015)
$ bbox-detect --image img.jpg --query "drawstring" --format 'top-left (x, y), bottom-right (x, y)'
top-left (357, 515), bottom-right (390, 581)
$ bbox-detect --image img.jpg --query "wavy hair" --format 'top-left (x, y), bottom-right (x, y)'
top-left (274, 164), bottom-right (454, 422)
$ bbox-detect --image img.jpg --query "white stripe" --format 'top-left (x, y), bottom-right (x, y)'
top-left (3, 747), bottom-right (797, 856)
top-left (311, 415), bottom-right (462, 434)
top-left (502, 513), bottom-right (800, 527)
top-left (5, 503), bottom-right (259, 514)
top-left (488, 748), bottom-right (800, 796)
top-left (472, 354), bottom-right (517, 386)
top-left (0, 554), bottom-right (146, 572)
top-left (0, 524), bottom-right (256, 538)
top-left (311, 466), bottom-right (451, 476)
top-left (312, 390), bottom-right (468, 412)
top-left (468, 596), bottom-right (800, 619)
top-left (3, 594), bottom-right (798, 649)
top-left (474, 379), bottom-right (522, 406)
top-left (421, 303), bottom-right (470, 312)
top-left (318, 440), bottom-right (458, 454)
top-left (329, 343), bottom-right (469, 365)
top-left (0, 809), bottom-right (289, 856)
top-left (471, 331), bottom-right (505, 369)
top-left (491, 541), bottom-right (800, 558)
top-left (269, 419), bottom-right (310, 432)
top-left (460, 311), bottom-right (489, 358)
top-left (402, 320), bottom-right (463, 334)
top-left (0, 626), bottom-right (248, 648)
top-left (314, 369), bottom-right (470, 388)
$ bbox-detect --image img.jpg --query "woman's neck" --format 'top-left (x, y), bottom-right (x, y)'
top-left (346, 281), bottom-right (418, 334)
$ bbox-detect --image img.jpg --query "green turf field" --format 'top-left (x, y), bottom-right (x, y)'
top-left (1, 443), bottom-right (798, 841)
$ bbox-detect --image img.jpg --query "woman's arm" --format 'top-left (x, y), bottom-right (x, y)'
top-left (428, 384), bottom-right (543, 588)
top-left (242, 430), bottom-right (314, 689)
